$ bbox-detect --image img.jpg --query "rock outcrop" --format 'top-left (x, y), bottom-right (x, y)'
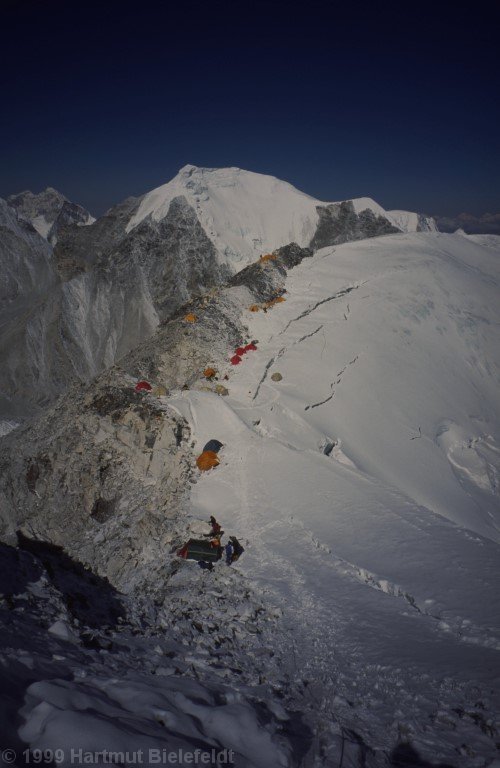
top-left (310, 200), bottom-right (401, 250)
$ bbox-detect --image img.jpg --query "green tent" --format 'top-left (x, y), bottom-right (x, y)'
top-left (178, 538), bottom-right (221, 562)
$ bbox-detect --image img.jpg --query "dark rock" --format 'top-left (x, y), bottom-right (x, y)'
top-left (91, 497), bottom-right (117, 524)
top-left (310, 200), bottom-right (401, 250)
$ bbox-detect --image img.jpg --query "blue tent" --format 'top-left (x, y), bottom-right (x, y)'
top-left (203, 439), bottom-right (223, 453)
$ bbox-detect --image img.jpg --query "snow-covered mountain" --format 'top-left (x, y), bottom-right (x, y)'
top-left (127, 165), bottom-right (402, 265)
top-left (0, 166), bottom-right (416, 424)
top-left (7, 187), bottom-right (95, 245)
top-left (1, 226), bottom-right (499, 766)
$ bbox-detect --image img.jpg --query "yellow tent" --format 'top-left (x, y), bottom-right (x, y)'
top-left (152, 385), bottom-right (168, 396)
top-left (196, 450), bottom-right (220, 471)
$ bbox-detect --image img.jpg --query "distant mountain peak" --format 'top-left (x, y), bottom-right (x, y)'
top-left (7, 186), bottom-right (94, 243)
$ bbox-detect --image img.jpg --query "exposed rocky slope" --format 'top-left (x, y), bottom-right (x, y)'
top-left (0, 243), bottom-right (308, 594)
top-left (310, 200), bottom-right (400, 250)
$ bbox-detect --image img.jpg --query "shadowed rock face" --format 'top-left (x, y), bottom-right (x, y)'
top-left (310, 200), bottom-right (401, 250)
top-left (0, 196), bottom-right (230, 421)
top-left (52, 195), bottom-right (140, 280)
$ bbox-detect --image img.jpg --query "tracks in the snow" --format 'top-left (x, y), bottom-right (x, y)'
top-left (252, 346), bottom-right (286, 400)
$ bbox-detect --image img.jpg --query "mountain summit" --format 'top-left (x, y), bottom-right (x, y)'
top-left (126, 164), bottom-right (436, 265)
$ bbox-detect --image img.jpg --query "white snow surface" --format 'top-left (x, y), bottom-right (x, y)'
top-left (165, 231), bottom-right (500, 763)
top-left (126, 165), bottom-right (400, 267)
top-left (30, 214), bottom-right (52, 239)
top-left (0, 419), bottom-right (20, 437)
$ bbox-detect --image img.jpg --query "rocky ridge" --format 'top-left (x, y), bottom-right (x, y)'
top-left (0, 243), bottom-right (310, 596)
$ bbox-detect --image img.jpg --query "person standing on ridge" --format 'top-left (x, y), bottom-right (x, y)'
top-left (225, 540), bottom-right (234, 565)
top-left (209, 516), bottom-right (222, 536)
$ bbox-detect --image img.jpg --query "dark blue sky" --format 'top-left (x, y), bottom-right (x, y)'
top-left (1, 0), bottom-right (498, 218)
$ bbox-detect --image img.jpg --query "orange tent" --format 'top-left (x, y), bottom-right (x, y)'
top-left (196, 450), bottom-right (220, 471)
top-left (203, 367), bottom-right (217, 379)
top-left (259, 253), bottom-right (276, 263)
top-left (249, 304), bottom-right (261, 312)
top-left (184, 313), bottom-right (197, 323)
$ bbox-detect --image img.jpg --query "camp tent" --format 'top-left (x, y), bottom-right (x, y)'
top-left (203, 367), bottom-right (217, 379)
top-left (184, 313), bottom-right (197, 323)
top-left (196, 450), bottom-right (220, 471)
top-left (135, 380), bottom-right (152, 392)
top-left (203, 439), bottom-right (223, 453)
top-left (230, 354), bottom-right (242, 365)
top-left (152, 385), bottom-right (168, 396)
top-left (177, 539), bottom-right (221, 562)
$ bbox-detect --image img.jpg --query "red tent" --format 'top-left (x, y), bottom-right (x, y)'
top-left (135, 380), bottom-right (152, 392)
top-left (244, 343), bottom-right (257, 352)
top-left (235, 346), bottom-right (247, 356)
top-left (230, 354), bottom-right (242, 365)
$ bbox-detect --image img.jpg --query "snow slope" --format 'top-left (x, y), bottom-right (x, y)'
top-left (164, 231), bottom-right (500, 765)
top-left (126, 165), bottom-right (401, 266)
